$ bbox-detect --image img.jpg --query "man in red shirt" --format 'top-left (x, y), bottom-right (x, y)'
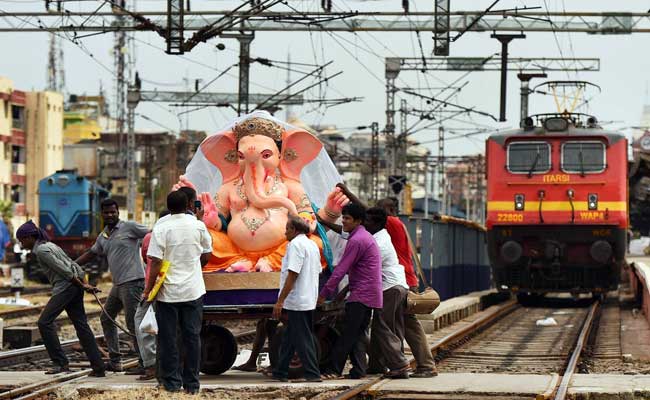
top-left (377, 198), bottom-right (437, 378)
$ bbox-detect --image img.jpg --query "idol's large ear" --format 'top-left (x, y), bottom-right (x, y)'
top-left (199, 131), bottom-right (240, 183)
top-left (279, 129), bottom-right (323, 182)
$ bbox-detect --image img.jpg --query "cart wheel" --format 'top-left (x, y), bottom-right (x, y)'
top-left (315, 325), bottom-right (339, 369)
top-left (269, 325), bottom-right (321, 379)
top-left (200, 325), bottom-right (237, 375)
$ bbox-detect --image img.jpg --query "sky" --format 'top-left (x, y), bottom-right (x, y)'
top-left (1, 0), bottom-right (649, 158)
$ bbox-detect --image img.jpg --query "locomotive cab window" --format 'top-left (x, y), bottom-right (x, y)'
top-left (561, 141), bottom-right (606, 174)
top-left (506, 142), bottom-right (551, 174)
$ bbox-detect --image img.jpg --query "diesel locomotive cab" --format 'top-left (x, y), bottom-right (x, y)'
top-left (485, 114), bottom-right (628, 296)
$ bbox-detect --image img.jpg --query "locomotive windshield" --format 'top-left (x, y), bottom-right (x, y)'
top-left (561, 141), bottom-right (606, 174)
top-left (506, 142), bottom-right (551, 174)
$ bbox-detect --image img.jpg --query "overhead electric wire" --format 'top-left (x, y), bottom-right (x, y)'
top-left (131, 36), bottom-right (277, 92)
top-left (178, 63), bottom-right (238, 107)
top-left (543, 0), bottom-right (571, 80)
top-left (254, 60), bottom-right (333, 110)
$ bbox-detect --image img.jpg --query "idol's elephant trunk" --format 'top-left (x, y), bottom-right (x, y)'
top-left (243, 155), bottom-right (298, 216)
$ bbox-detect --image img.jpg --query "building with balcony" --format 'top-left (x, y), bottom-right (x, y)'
top-left (0, 77), bottom-right (27, 230)
top-left (0, 76), bottom-right (64, 231)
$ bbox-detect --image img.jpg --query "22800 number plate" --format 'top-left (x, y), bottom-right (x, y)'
top-left (497, 213), bottom-right (524, 222)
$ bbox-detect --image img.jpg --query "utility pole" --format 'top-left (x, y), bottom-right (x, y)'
top-left (166, 0), bottom-right (184, 54)
top-left (433, 0), bottom-right (450, 56)
top-left (389, 99), bottom-right (408, 209)
top-left (517, 72), bottom-right (547, 124)
top-left (370, 122), bottom-right (380, 202)
top-left (112, 0), bottom-right (131, 185)
top-left (385, 58), bottom-right (400, 182)
top-left (222, 33), bottom-right (255, 115)
top-left (126, 73), bottom-right (141, 220)
top-left (491, 33), bottom-right (526, 121)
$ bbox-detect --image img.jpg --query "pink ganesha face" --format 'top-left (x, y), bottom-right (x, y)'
top-left (237, 134), bottom-right (281, 175)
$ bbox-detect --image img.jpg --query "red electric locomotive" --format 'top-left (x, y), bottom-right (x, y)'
top-left (486, 113), bottom-right (628, 298)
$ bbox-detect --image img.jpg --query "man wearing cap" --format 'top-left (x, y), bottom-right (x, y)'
top-left (17, 221), bottom-right (105, 376)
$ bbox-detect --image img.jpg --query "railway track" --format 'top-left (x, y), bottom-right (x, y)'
top-left (0, 295), bottom-right (109, 321)
top-left (334, 298), bottom-right (601, 400)
top-left (438, 304), bottom-right (594, 374)
top-left (332, 299), bottom-right (519, 400)
top-left (0, 328), bottom-right (258, 400)
top-left (0, 287), bottom-right (51, 297)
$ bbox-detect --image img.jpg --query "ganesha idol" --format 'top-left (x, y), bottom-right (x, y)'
top-left (176, 111), bottom-right (348, 273)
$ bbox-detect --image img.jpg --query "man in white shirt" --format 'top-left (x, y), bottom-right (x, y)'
top-left (364, 207), bottom-right (410, 378)
top-left (144, 190), bottom-right (212, 394)
top-left (271, 216), bottom-right (322, 382)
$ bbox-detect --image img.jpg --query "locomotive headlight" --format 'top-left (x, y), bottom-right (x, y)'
top-left (588, 193), bottom-right (598, 210)
top-left (514, 194), bottom-right (525, 211)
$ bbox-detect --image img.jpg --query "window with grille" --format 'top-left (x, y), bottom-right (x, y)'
top-left (506, 142), bottom-right (551, 174)
top-left (561, 141), bottom-right (606, 174)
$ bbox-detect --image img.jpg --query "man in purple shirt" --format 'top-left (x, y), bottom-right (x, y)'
top-left (317, 203), bottom-right (382, 379)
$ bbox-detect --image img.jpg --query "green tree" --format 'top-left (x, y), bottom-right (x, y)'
top-left (0, 200), bottom-right (12, 220)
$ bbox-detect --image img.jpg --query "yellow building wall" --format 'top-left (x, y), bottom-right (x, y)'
top-left (25, 91), bottom-right (64, 222)
top-left (63, 113), bottom-right (102, 144)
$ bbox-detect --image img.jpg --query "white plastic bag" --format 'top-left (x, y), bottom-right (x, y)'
top-left (536, 317), bottom-right (558, 326)
top-left (139, 304), bottom-right (158, 335)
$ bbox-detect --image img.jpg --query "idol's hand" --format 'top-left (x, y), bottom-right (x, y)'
top-left (200, 192), bottom-right (221, 230)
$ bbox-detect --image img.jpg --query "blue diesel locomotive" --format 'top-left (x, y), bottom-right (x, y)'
top-left (34, 169), bottom-right (109, 282)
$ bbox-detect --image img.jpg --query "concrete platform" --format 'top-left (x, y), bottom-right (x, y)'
top-left (14, 366), bottom-right (650, 399)
top-left (0, 371), bottom-right (53, 389)
top-left (76, 369), bottom-right (356, 390)
top-left (417, 289), bottom-right (494, 333)
top-left (367, 373), bottom-right (556, 397)
top-left (571, 374), bottom-right (650, 399)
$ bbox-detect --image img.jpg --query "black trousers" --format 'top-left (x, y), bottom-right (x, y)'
top-left (37, 285), bottom-right (104, 372)
top-left (273, 309), bottom-right (320, 379)
top-left (327, 302), bottom-right (372, 378)
top-left (155, 297), bottom-right (203, 391)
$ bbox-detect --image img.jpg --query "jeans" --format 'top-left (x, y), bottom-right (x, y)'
top-left (273, 310), bottom-right (320, 380)
top-left (327, 302), bottom-right (372, 378)
top-left (38, 285), bottom-right (104, 372)
top-left (100, 279), bottom-right (144, 366)
top-left (133, 301), bottom-right (157, 368)
top-left (156, 296), bottom-right (203, 391)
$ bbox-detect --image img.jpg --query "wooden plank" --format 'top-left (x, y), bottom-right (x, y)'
top-left (203, 272), bottom-right (280, 291)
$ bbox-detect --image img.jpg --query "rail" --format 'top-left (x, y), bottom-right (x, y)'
top-left (540, 300), bottom-right (600, 400)
top-left (333, 299), bottom-right (518, 400)
top-left (0, 328), bottom-right (258, 400)
top-left (0, 295), bottom-right (108, 320)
